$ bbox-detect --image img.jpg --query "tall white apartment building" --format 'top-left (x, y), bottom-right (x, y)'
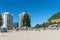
top-left (1, 12), bottom-right (13, 29)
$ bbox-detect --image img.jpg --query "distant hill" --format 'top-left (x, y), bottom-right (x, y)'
top-left (49, 12), bottom-right (60, 20)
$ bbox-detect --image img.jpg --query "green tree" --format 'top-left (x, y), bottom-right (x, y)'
top-left (48, 19), bottom-right (52, 25)
top-left (22, 11), bottom-right (31, 27)
top-left (35, 24), bottom-right (40, 28)
top-left (48, 12), bottom-right (60, 25)
top-left (35, 23), bottom-right (47, 28)
top-left (0, 14), bottom-right (3, 27)
top-left (49, 12), bottom-right (60, 20)
top-left (42, 23), bottom-right (46, 28)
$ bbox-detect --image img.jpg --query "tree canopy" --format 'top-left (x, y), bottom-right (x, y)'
top-left (49, 12), bottom-right (60, 20)
top-left (35, 23), bottom-right (46, 28)
top-left (22, 11), bottom-right (31, 27)
top-left (0, 14), bottom-right (3, 27)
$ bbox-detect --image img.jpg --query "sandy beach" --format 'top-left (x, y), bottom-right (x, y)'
top-left (0, 30), bottom-right (60, 40)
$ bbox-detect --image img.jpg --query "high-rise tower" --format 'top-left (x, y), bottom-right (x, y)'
top-left (1, 12), bottom-right (13, 29)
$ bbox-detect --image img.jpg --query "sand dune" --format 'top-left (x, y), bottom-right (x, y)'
top-left (0, 30), bottom-right (60, 40)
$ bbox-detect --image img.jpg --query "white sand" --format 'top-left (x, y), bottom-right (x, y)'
top-left (0, 30), bottom-right (60, 40)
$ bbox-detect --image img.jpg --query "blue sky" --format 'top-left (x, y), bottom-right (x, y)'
top-left (0, 0), bottom-right (60, 27)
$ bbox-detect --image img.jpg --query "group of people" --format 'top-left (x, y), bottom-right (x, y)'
top-left (0, 28), bottom-right (60, 33)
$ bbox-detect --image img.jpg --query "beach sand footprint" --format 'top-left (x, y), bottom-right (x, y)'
top-left (0, 34), bottom-right (8, 37)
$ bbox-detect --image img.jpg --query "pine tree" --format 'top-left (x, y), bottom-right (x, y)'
top-left (22, 11), bottom-right (31, 27)
top-left (0, 14), bottom-right (3, 27)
